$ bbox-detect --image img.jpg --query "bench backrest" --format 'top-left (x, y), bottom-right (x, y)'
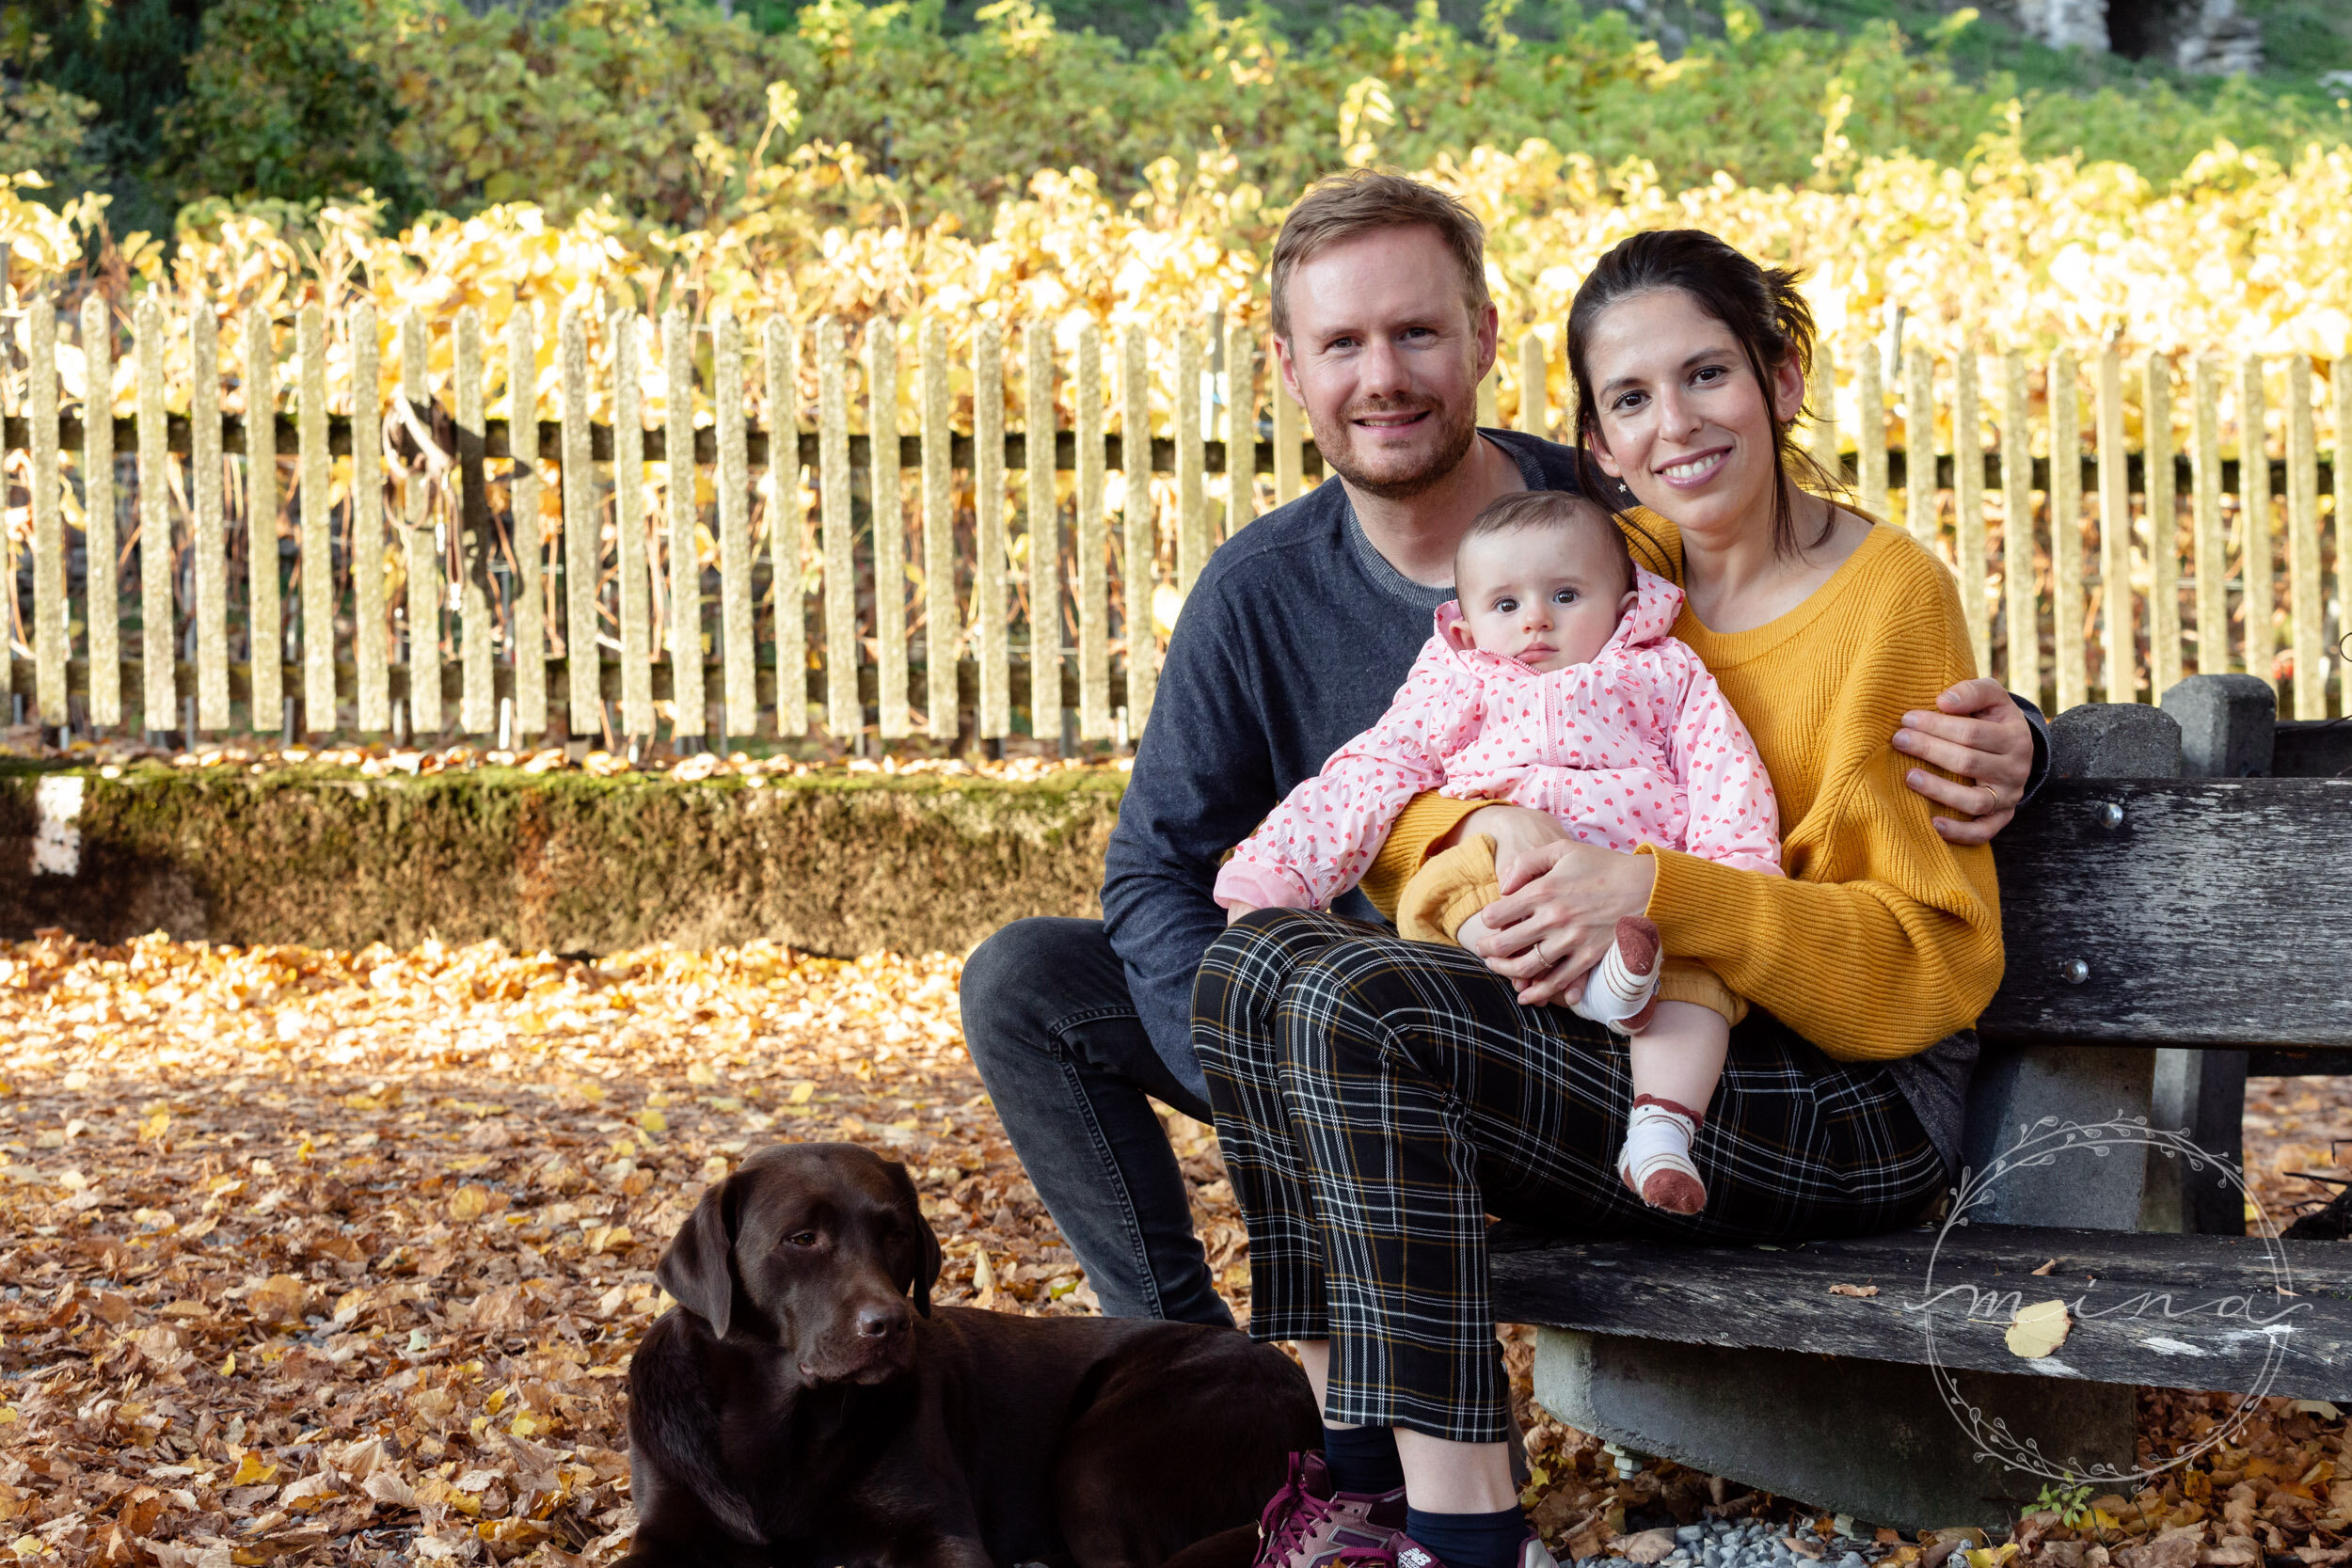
top-left (1982, 772), bottom-right (2352, 1049)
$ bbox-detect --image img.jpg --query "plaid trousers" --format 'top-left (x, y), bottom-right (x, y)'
top-left (1193, 910), bottom-right (1947, 1443)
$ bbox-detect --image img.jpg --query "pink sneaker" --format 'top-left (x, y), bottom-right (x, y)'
top-left (1253, 1452), bottom-right (1407, 1568)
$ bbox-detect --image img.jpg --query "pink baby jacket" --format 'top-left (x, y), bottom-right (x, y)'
top-left (1214, 565), bottom-right (1782, 912)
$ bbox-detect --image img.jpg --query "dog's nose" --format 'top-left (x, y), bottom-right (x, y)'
top-left (856, 1303), bottom-right (911, 1339)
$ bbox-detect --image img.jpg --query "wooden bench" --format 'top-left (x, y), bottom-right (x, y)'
top-left (1488, 674), bottom-right (2352, 1528)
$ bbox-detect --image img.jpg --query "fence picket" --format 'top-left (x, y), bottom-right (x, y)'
top-left (2144, 354), bottom-right (2181, 699)
top-left (2240, 355), bottom-right (2274, 694)
top-left (1120, 328), bottom-right (1156, 731)
top-left (136, 296), bottom-right (173, 733)
top-left (507, 308), bottom-right (545, 738)
top-left (662, 308), bottom-right (705, 740)
top-left (301, 305), bottom-right (337, 731)
top-left (2050, 349), bottom-right (2088, 714)
top-left (1175, 324), bottom-right (1206, 594)
top-left (1076, 321), bottom-right (1110, 743)
top-left (80, 296), bottom-right (118, 727)
top-left (1905, 346), bottom-right (1936, 547)
top-left (1270, 337), bottom-right (1302, 507)
top-left (192, 307), bottom-right (226, 731)
top-left (867, 316), bottom-right (907, 740)
top-left (453, 307), bottom-right (494, 735)
top-left (1477, 364), bottom-right (1499, 427)
top-left (1999, 352), bottom-right (2037, 701)
top-left (717, 310), bottom-right (756, 740)
top-left (768, 318), bottom-right (809, 739)
top-left (2096, 346), bottom-right (2133, 703)
top-left (2193, 356), bottom-right (2227, 673)
top-left (1953, 348), bottom-right (1988, 673)
top-left (1518, 333), bottom-right (1548, 438)
top-left (976, 321), bottom-right (1009, 739)
top-left (249, 309), bottom-right (284, 733)
top-left (613, 312), bottom-right (653, 741)
top-left (559, 307), bottom-right (597, 736)
top-left (28, 299), bottom-right (63, 724)
top-left (1224, 315), bottom-right (1255, 542)
top-left (2335, 359), bottom-right (2351, 715)
top-left (818, 317), bottom-right (858, 741)
top-left (2285, 354), bottom-right (2323, 719)
top-left (1810, 340), bottom-right (1838, 476)
top-left (400, 311), bottom-right (441, 736)
top-left (918, 318), bottom-right (954, 742)
top-left (1026, 323), bottom-right (1060, 748)
top-left (1856, 346), bottom-right (1887, 521)
top-left (354, 305), bottom-right (388, 734)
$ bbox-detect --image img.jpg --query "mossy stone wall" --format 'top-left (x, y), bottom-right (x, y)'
top-left (0, 765), bottom-right (1123, 956)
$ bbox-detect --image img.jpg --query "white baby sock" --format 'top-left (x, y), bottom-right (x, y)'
top-left (1617, 1095), bottom-right (1708, 1215)
top-left (1575, 916), bottom-right (1662, 1035)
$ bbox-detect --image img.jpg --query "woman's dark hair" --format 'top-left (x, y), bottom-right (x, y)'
top-left (1566, 229), bottom-right (1846, 560)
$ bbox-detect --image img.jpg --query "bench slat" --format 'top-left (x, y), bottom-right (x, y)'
top-left (1488, 1223), bottom-right (2352, 1400)
top-left (1984, 779), bottom-right (2352, 1047)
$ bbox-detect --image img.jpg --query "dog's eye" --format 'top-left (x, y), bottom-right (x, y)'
top-left (786, 1230), bottom-right (818, 1248)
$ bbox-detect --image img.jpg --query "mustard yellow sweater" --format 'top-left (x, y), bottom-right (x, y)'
top-left (1360, 516), bottom-right (2004, 1063)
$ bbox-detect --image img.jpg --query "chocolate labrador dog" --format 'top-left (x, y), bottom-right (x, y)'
top-left (618, 1141), bottom-right (1319, 1568)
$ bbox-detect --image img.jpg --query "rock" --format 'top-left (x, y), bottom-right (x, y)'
top-left (1680, 1528), bottom-right (1708, 1544)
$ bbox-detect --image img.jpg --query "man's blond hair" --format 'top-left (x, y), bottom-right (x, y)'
top-left (1268, 169), bottom-right (1491, 340)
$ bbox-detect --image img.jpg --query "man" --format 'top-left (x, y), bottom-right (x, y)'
top-left (958, 169), bottom-right (2042, 1327)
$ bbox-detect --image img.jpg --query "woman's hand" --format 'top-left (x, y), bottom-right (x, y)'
top-left (1460, 841), bottom-right (1658, 1007)
top-left (1894, 678), bottom-right (2035, 846)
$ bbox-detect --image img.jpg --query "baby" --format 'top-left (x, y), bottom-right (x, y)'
top-left (1213, 489), bottom-right (1781, 1213)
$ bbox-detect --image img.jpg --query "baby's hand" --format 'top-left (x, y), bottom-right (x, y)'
top-left (1224, 903), bottom-right (1258, 926)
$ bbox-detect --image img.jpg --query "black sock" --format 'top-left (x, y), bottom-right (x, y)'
top-left (1320, 1423), bottom-right (1405, 1496)
top-left (1405, 1505), bottom-right (1527, 1568)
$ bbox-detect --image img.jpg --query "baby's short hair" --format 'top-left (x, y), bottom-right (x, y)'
top-left (1457, 489), bottom-right (1634, 593)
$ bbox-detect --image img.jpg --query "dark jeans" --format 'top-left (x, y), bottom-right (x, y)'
top-left (957, 917), bottom-right (1234, 1326)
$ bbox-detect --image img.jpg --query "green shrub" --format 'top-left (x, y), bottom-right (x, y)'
top-left (158, 0), bottom-right (416, 213)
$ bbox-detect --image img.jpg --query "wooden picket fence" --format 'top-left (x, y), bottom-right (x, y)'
top-left (2, 298), bottom-right (2346, 752)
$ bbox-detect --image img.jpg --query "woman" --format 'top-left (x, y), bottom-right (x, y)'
top-left (1194, 230), bottom-right (2005, 1568)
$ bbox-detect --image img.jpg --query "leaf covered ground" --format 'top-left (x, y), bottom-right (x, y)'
top-left (0, 932), bottom-right (2345, 1566)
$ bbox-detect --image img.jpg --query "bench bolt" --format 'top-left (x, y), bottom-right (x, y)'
top-left (2062, 958), bottom-right (2090, 985)
top-left (2095, 801), bottom-right (2124, 829)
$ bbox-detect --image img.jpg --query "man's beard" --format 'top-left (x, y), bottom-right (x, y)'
top-left (1308, 395), bottom-right (1481, 501)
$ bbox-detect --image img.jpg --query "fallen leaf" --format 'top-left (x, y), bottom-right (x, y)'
top-left (2006, 1298), bottom-right (2074, 1358)
top-left (2031, 1259), bottom-right (2059, 1275)
top-left (1621, 1528), bottom-right (1679, 1564)
top-left (1829, 1283), bottom-right (1879, 1298)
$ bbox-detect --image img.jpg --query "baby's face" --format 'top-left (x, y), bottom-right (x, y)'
top-left (1453, 524), bottom-right (1637, 673)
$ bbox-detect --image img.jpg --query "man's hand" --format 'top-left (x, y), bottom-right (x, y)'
top-left (1894, 677), bottom-right (2034, 846)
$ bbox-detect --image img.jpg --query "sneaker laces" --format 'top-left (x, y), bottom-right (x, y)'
top-left (1257, 1458), bottom-right (1338, 1563)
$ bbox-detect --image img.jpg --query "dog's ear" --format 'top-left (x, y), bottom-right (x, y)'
top-left (658, 1171), bottom-right (741, 1339)
top-left (887, 1160), bottom-right (943, 1317)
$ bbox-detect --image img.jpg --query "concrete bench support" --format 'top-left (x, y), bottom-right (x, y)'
top-left (1533, 1333), bottom-right (2134, 1527)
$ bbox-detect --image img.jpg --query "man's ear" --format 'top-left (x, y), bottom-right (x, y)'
top-left (886, 1161), bottom-right (943, 1317)
top-left (657, 1172), bottom-right (741, 1339)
